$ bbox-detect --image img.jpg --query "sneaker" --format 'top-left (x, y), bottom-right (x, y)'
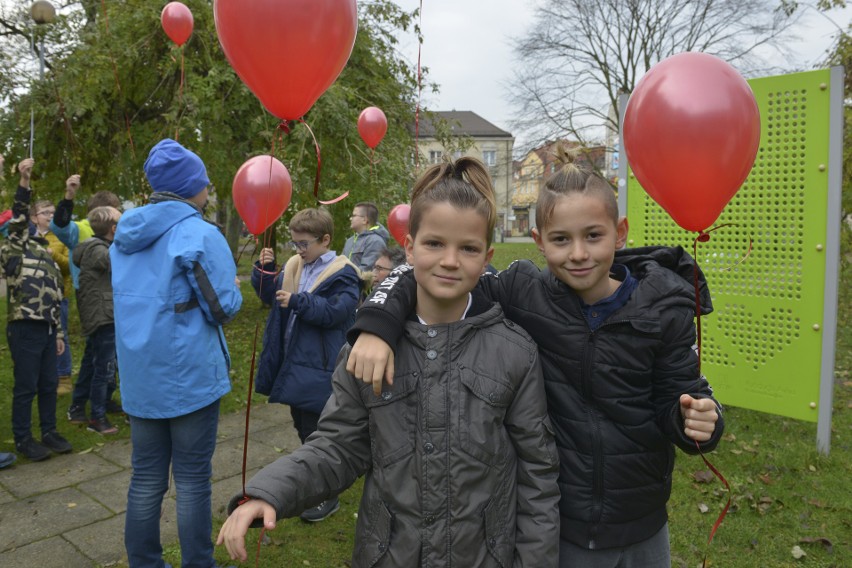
top-left (299, 497), bottom-right (340, 522)
top-left (87, 416), bottom-right (118, 435)
top-left (16, 437), bottom-right (51, 461)
top-left (67, 404), bottom-right (88, 424)
top-left (105, 399), bottom-right (125, 415)
top-left (42, 431), bottom-right (73, 454)
top-left (0, 452), bottom-right (17, 469)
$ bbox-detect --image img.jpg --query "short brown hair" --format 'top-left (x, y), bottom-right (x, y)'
top-left (88, 206), bottom-right (121, 237)
top-left (535, 144), bottom-right (618, 230)
top-left (86, 191), bottom-right (121, 214)
top-left (289, 208), bottom-right (334, 240)
top-left (29, 199), bottom-right (53, 217)
top-left (354, 202), bottom-right (379, 225)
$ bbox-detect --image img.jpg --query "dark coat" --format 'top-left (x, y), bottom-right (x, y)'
top-left (72, 236), bottom-right (113, 336)
top-left (252, 254), bottom-right (360, 413)
top-left (349, 246), bottom-right (725, 550)
top-left (232, 294), bottom-right (560, 567)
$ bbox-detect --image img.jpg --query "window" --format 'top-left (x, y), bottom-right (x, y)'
top-left (429, 150), bottom-right (443, 164)
top-left (482, 150), bottom-right (497, 166)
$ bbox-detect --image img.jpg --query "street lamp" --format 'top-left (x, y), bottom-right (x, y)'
top-left (28, 0), bottom-right (55, 158)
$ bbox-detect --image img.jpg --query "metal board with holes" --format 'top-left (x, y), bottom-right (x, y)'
top-left (622, 67), bottom-right (842, 451)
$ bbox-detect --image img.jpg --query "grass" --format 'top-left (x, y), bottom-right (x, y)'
top-left (2, 239), bottom-right (851, 567)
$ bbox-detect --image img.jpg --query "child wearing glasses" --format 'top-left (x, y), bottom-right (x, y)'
top-left (250, 207), bottom-right (361, 522)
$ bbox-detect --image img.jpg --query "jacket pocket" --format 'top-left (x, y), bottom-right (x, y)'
top-left (353, 500), bottom-right (395, 568)
top-left (483, 497), bottom-right (514, 568)
top-left (458, 367), bottom-right (513, 466)
top-left (361, 371), bottom-right (419, 467)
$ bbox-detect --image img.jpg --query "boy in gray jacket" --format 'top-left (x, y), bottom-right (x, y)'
top-left (218, 158), bottom-right (560, 567)
top-left (72, 206), bottom-right (121, 434)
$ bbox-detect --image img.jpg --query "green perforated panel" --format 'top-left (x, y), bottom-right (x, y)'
top-left (625, 69), bottom-right (835, 422)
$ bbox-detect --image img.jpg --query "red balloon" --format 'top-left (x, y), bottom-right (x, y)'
top-left (387, 204), bottom-right (410, 247)
top-left (161, 2), bottom-right (194, 47)
top-left (623, 52), bottom-right (761, 232)
top-left (232, 156), bottom-right (293, 235)
top-left (213, 0), bottom-right (357, 121)
top-left (357, 107), bottom-right (388, 149)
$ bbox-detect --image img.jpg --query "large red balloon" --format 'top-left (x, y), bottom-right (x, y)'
top-left (232, 156), bottom-right (293, 235)
top-left (623, 52), bottom-right (761, 232)
top-left (213, 0), bottom-right (357, 121)
top-left (387, 204), bottom-right (410, 247)
top-left (357, 107), bottom-right (388, 149)
top-left (161, 2), bottom-right (194, 47)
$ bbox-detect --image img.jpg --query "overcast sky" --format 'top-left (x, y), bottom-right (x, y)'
top-left (394, 0), bottom-right (851, 133)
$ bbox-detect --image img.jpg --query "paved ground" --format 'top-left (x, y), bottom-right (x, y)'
top-left (0, 403), bottom-right (301, 567)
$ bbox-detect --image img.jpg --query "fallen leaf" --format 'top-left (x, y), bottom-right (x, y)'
top-left (791, 545), bottom-right (806, 559)
top-left (692, 470), bottom-right (715, 483)
top-left (273, 446), bottom-right (284, 453)
top-left (730, 449), bottom-right (743, 455)
top-left (799, 537), bottom-right (833, 552)
top-left (808, 465), bottom-right (817, 472)
top-left (77, 447), bottom-right (93, 455)
top-left (698, 503), bottom-right (710, 513)
top-left (758, 474), bottom-right (774, 485)
top-left (723, 433), bottom-right (737, 442)
top-left (67, 502), bottom-right (77, 508)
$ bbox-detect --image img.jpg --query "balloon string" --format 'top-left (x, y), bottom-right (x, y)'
top-left (691, 226), bottom-right (740, 567)
top-left (52, 81), bottom-right (82, 175)
top-left (696, 439), bottom-right (732, 567)
top-left (414, 0), bottom-right (423, 171)
top-left (175, 47), bottom-right (185, 141)
top-left (295, 118), bottom-right (348, 205)
top-left (100, 0), bottom-right (136, 158)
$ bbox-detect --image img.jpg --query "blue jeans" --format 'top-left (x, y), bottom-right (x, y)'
top-left (57, 298), bottom-right (72, 377)
top-left (87, 324), bottom-right (116, 419)
top-left (71, 334), bottom-right (117, 409)
top-left (558, 522), bottom-right (670, 568)
top-left (125, 400), bottom-right (220, 568)
top-left (7, 320), bottom-right (58, 442)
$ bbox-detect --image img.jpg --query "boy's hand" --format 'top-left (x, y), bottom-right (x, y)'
top-left (18, 158), bottom-right (34, 186)
top-left (275, 289), bottom-right (291, 307)
top-left (346, 333), bottom-right (395, 396)
top-left (56, 338), bottom-right (65, 356)
top-left (216, 499), bottom-right (277, 562)
top-left (680, 394), bottom-right (719, 442)
top-left (64, 174), bottom-right (81, 199)
top-left (258, 247), bottom-right (275, 266)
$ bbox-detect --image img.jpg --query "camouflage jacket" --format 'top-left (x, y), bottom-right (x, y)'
top-left (0, 185), bottom-right (64, 335)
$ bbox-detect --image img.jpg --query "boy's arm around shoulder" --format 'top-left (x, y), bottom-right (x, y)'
top-left (654, 307), bottom-right (725, 454)
top-left (226, 345), bottom-right (372, 521)
top-left (346, 263), bottom-right (417, 348)
top-left (504, 344), bottom-right (560, 566)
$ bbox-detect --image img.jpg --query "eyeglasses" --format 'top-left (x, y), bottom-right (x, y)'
top-left (36, 210), bottom-right (54, 217)
top-left (373, 264), bottom-right (393, 272)
top-left (287, 237), bottom-right (320, 251)
top-left (349, 214), bottom-right (365, 219)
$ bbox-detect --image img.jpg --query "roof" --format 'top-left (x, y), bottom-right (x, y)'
top-left (415, 111), bottom-right (512, 139)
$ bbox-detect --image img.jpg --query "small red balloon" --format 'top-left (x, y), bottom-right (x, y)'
top-left (623, 52), bottom-right (760, 232)
top-left (232, 156), bottom-right (293, 235)
top-left (213, 0), bottom-right (357, 121)
top-left (387, 204), bottom-right (410, 247)
top-left (161, 2), bottom-right (194, 47)
top-left (357, 107), bottom-right (388, 149)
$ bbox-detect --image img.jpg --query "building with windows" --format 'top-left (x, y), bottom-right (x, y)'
top-left (512, 140), bottom-right (608, 236)
top-left (415, 111), bottom-right (514, 240)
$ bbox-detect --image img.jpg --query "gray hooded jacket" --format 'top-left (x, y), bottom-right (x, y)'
top-left (230, 295), bottom-right (560, 567)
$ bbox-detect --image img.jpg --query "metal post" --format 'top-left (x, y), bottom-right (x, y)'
top-left (28, 1), bottom-right (56, 158)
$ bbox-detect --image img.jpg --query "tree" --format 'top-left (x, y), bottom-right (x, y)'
top-left (0, 0), bottom-right (422, 254)
top-left (509, 0), bottom-right (801, 152)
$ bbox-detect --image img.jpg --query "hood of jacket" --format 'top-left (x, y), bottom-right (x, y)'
top-left (113, 193), bottom-right (201, 255)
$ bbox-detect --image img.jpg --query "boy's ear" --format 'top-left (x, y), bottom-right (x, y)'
top-left (616, 216), bottom-right (629, 249)
top-left (404, 234), bottom-right (414, 264)
top-left (321, 233), bottom-right (331, 247)
top-left (531, 227), bottom-right (545, 253)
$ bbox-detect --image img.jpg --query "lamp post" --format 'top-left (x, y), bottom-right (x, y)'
top-left (28, 0), bottom-right (56, 158)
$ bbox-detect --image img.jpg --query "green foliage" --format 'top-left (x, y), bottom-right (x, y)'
top-left (0, 0), bottom-right (422, 254)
